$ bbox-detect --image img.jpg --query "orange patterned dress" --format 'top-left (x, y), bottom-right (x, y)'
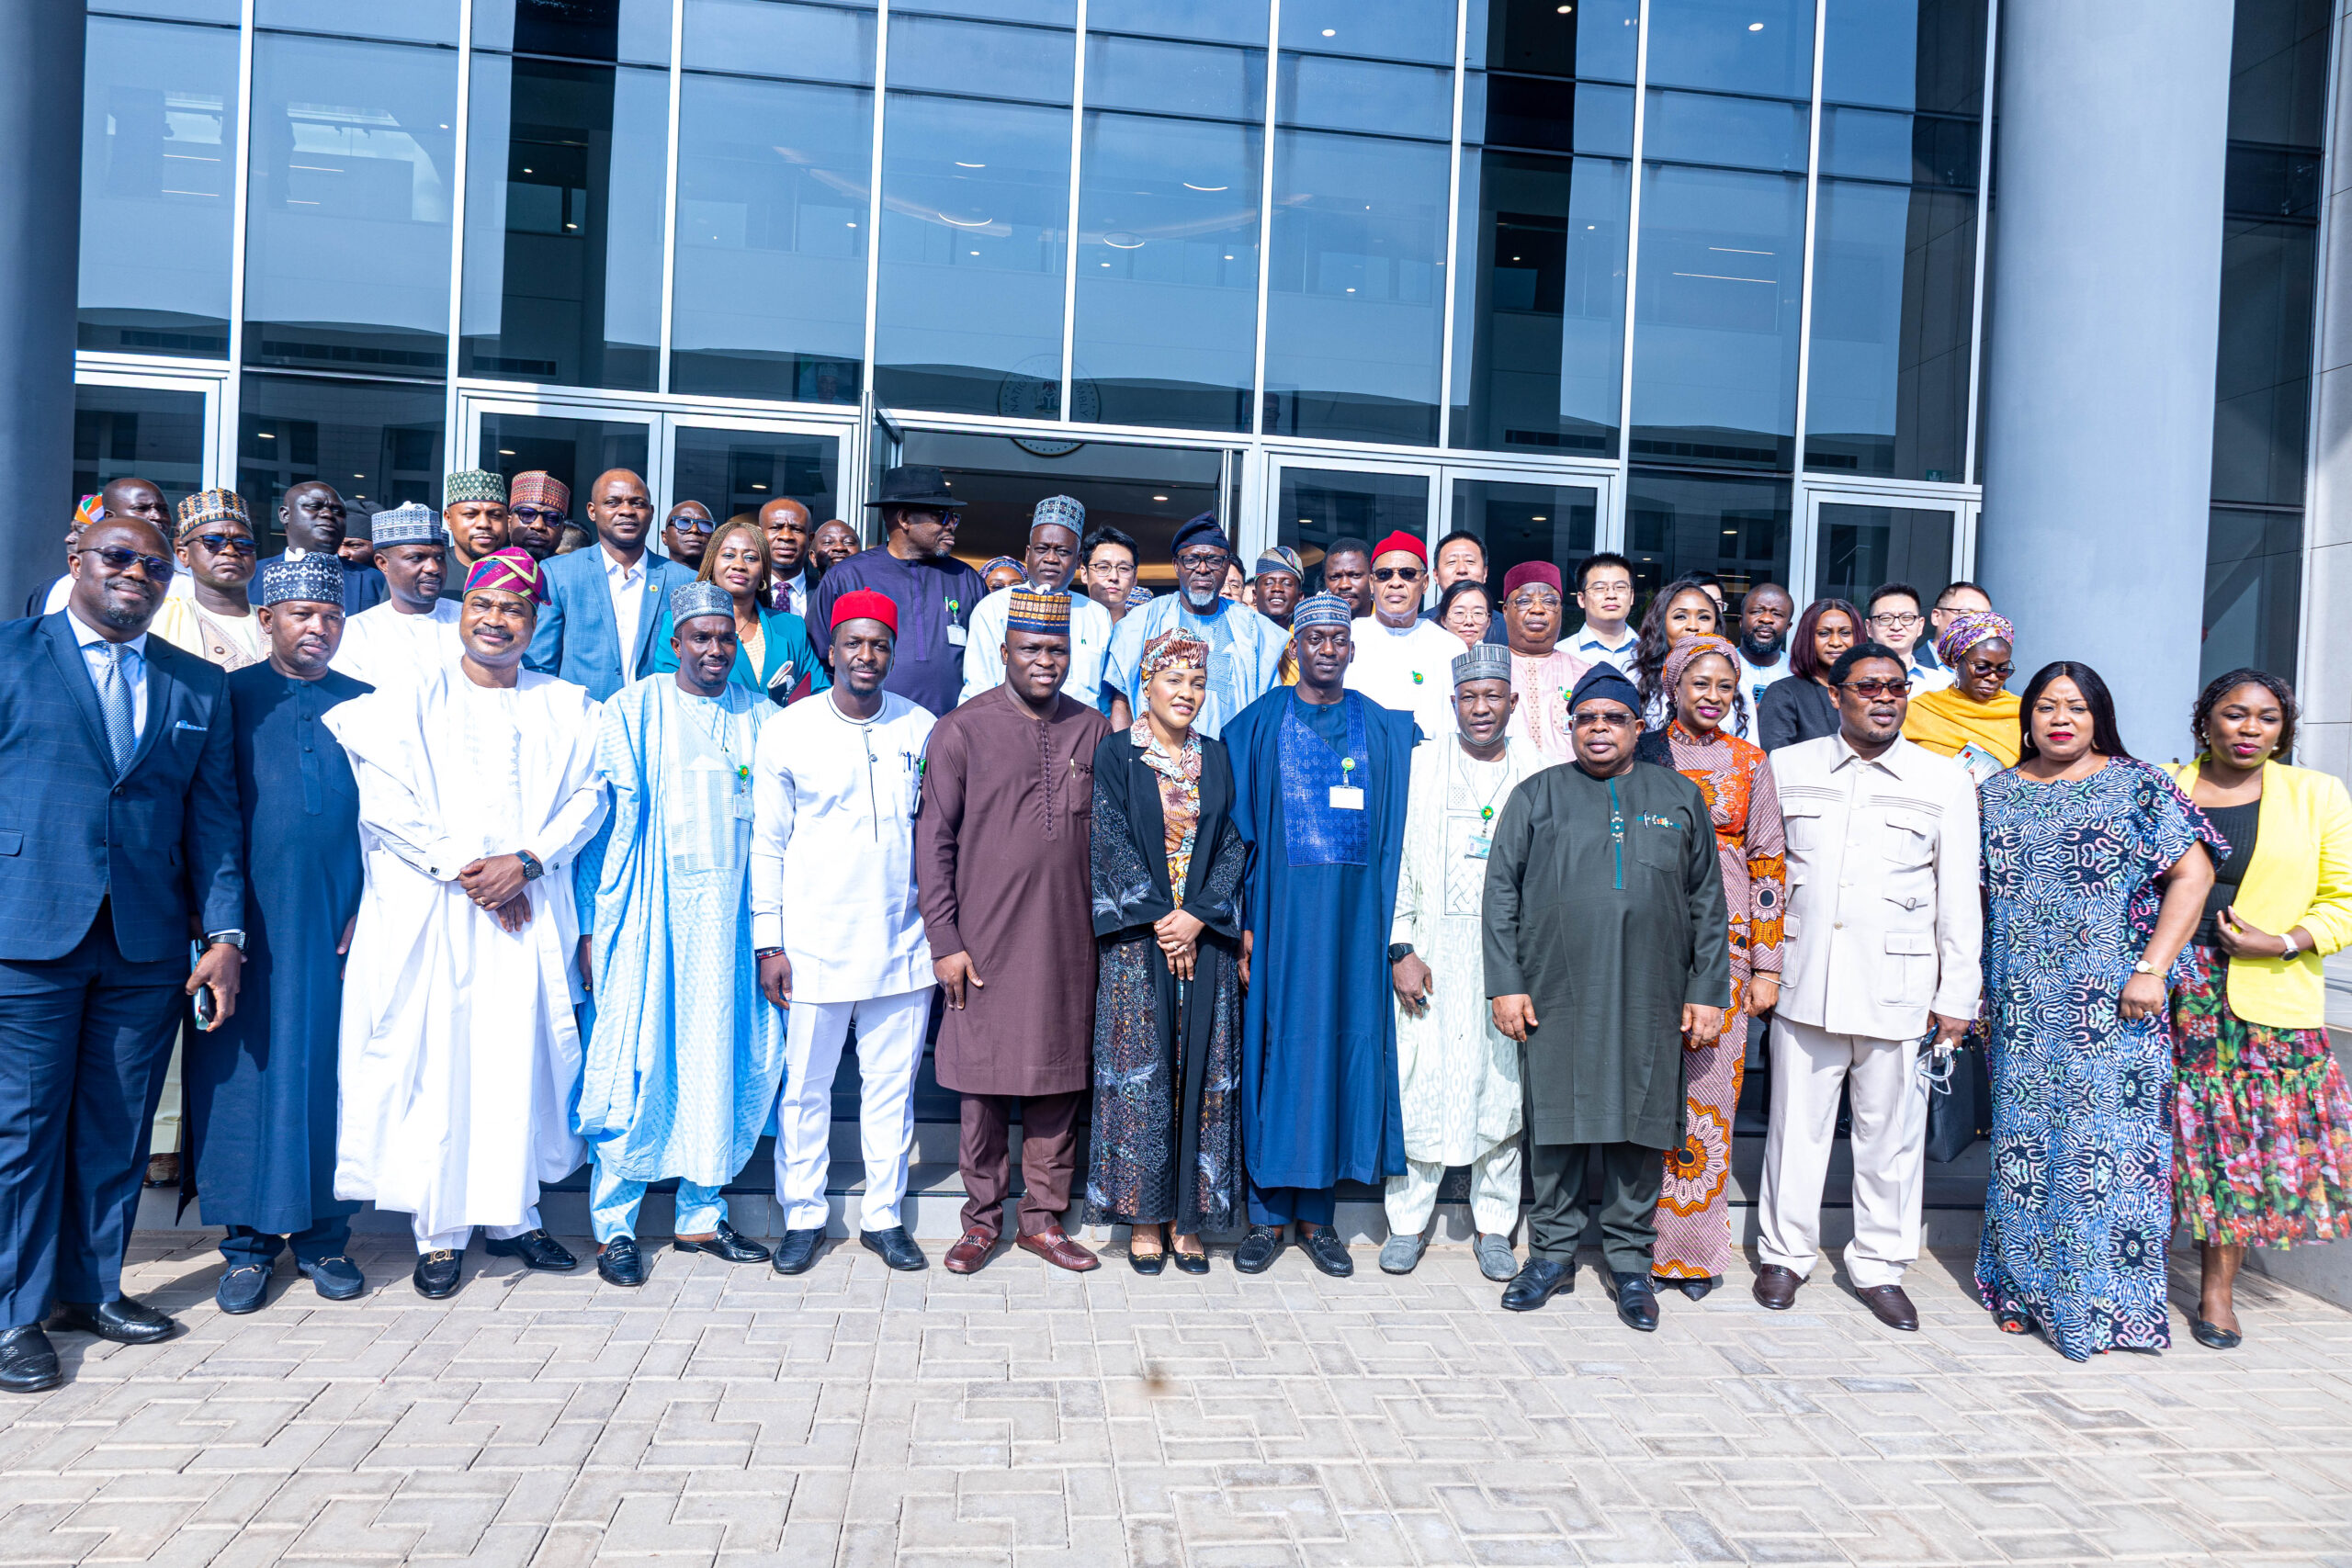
top-left (1639, 720), bottom-right (1786, 1280)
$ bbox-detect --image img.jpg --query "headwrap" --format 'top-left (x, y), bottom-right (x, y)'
top-left (509, 470), bottom-right (570, 515)
top-left (370, 501), bottom-right (444, 547)
top-left (1139, 629), bottom-right (1209, 681)
top-left (1661, 633), bottom-right (1739, 697)
top-left (1005, 588), bottom-right (1070, 635)
top-left (1934, 609), bottom-right (2014, 668)
top-left (1125, 583), bottom-right (1154, 606)
top-left (980, 555), bottom-right (1023, 581)
top-left (831, 587), bottom-right (899, 635)
top-left (670, 581), bottom-right (733, 625)
top-left (463, 547), bottom-right (549, 605)
top-left (1031, 494), bottom-right (1085, 535)
top-left (1370, 530), bottom-right (1425, 564)
top-left (1568, 663), bottom-right (1641, 715)
top-left (1291, 592), bottom-right (1353, 632)
top-left (1171, 512), bottom-right (1229, 558)
top-left (73, 494), bottom-right (107, 532)
top-left (444, 468), bottom-right (507, 506)
top-left (175, 488), bottom-right (250, 539)
top-left (1452, 643), bottom-right (1513, 688)
top-left (254, 553), bottom-right (345, 608)
top-left (1254, 546), bottom-right (1304, 582)
top-left (1501, 560), bottom-right (1563, 599)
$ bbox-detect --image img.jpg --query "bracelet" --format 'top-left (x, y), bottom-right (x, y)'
top-left (754, 947), bottom-right (785, 959)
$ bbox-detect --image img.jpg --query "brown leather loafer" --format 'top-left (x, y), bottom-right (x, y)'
top-left (1855, 1283), bottom-right (1918, 1331)
top-left (1016, 1225), bottom-right (1100, 1273)
top-left (944, 1228), bottom-right (997, 1275)
top-left (1752, 1264), bottom-right (1803, 1311)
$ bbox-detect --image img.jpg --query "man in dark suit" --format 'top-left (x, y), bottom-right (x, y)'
top-left (525, 468), bottom-right (695, 702)
top-left (0, 515), bottom-right (246, 1393)
top-left (253, 480), bottom-right (387, 618)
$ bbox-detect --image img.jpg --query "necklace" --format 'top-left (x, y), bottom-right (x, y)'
top-left (1454, 740), bottom-right (1513, 822)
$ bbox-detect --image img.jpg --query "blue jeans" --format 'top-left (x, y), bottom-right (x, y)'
top-left (589, 1159), bottom-right (726, 1244)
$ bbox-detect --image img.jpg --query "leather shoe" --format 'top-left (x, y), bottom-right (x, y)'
top-left (860, 1225), bottom-right (926, 1271)
top-left (1171, 1247), bottom-right (1210, 1276)
top-left (1500, 1258), bottom-right (1574, 1311)
top-left (944, 1228), bottom-right (997, 1275)
top-left (484, 1229), bottom-right (578, 1271)
top-left (673, 1222), bottom-right (769, 1265)
top-left (299, 1255), bottom-right (366, 1301)
top-left (0, 1326), bottom-right (61, 1393)
top-left (1233, 1226), bottom-right (1284, 1274)
top-left (1855, 1283), bottom-right (1918, 1331)
top-left (216, 1263), bottom-right (272, 1315)
top-left (771, 1228), bottom-right (825, 1276)
top-left (2190, 1315), bottom-right (2243, 1349)
top-left (595, 1236), bottom-right (648, 1287)
top-left (1752, 1264), bottom-right (1802, 1311)
top-left (1668, 1273), bottom-right (1717, 1303)
top-left (1610, 1270), bottom-right (1659, 1333)
top-left (1017, 1225), bottom-right (1099, 1273)
top-left (1300, 1225), bottom-right (1353, 1279)
top-left (50, 1295), bottom-right (178, 1345)
top-left (413, 1249), bottom-right (463, 1299)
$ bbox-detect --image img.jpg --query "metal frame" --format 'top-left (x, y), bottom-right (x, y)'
top-left (69, 359), bottom-right (231, 493)
top-left (1798, 482), bottom-right (1973, 604)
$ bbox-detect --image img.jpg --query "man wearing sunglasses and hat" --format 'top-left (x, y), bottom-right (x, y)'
top-left (803, 466), bottom-right (987, 718)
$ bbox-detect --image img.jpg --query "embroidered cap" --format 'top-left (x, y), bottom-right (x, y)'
top-left (1452, 643), bottom-right (1512, 687)
top-left (444, 468), bottom-right (507, 506)
top-left (463, 547), bottom-right (549, 605)
top-left (509, 470), bottom-right (570, 515)
top-left (255, 552), bottom-right (345, 607)
top-left (1291, 592), bottom-right (1352, 632)
top-left (1031, 494), bottom-right (1085, 535)
top-left (370, 502), bottom-right (445, 548)
top-left (1005, 588), bottom-right (1071, 635)
top-left (175, 489), bottom-right (250, 537)
top-left (671, 581), bottom-right (734, 625)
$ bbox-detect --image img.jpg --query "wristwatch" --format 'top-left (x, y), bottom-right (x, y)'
top-left (1387, 942), bottom-right (1416, 964)
top-left (2281, 931), bottom-right (2304, 958)
top-left (204, 929), bottom-right (245, 952)
top-left (2131, 959), bottom-right (2159, 976)
top-left (515, 850), bottom-right (546, 883)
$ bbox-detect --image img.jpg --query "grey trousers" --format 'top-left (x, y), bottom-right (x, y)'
top-left (1526, 1141), bottom-right (1663, 1275)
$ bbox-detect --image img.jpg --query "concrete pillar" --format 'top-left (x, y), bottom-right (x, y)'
top-left (2301, 1), bottom-right (2352, 792)
top-left (1977, 1), bottom-right (2233, 761)
top-left (0, 0), bottom-right (85, 616)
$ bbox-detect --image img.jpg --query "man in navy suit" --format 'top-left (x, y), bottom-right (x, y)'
top-left (253, 480), bottom-right (387, 618)
top-left (0, 514), bottom-right (246, 1392)
top-left (525, 468), bottom-right (695, 702)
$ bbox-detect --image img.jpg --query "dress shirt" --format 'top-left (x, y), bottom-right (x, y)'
top-left (1568, 625), bottom-right (1638, 675)
top-left (602, 545), bottom-right (649, 685)
top-left (1770, 732), bottom-right (1982, 1040)
top-left (67, 606), bottom-right (151, 738)
top-left (775, 569), bottom-right (809, 619)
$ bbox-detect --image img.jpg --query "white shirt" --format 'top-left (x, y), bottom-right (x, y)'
top-left (332, 599), bottom-right (462, 690)
top-left (775, 569), bottom-right (808, 619)
top-left (749, 690), bottom-right (937, 1002)
top-left (1905, 649), bottom-right (1955, 693)
top-left (1343, 615), bottom-right (1465, 744)
top-left (68, 606), bottom-right (150, 739)
top-left (1569, 625), bottom-right (1637, 675)
top-left (1736, 649), bottom-right (1790, 739)
top-left (603, 545), bottom-right (648, 685)
top-left (956, 583), bottom-right (1114, 709)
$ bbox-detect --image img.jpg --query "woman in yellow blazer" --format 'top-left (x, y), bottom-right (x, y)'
top-left (2169, 670), bottom-right (2352, 1349)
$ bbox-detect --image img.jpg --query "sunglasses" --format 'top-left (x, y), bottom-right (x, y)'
top-left (668, 515), bottom-right (716, 535)
top-left (187, 533), bottom-right (257, 556)
top-left (510, 505), bottom-right (566, 525)
top-left (1372, 566), bottom-right (1424, 582)
top-left (1841, 678), bottom-right (1912, 698)
top-left (77, 545), bottom-right (175, 579)
top-left (1967, 661), bottom-right (2015, 678)
top-left (1573, 710), bottom-right (1635, 728)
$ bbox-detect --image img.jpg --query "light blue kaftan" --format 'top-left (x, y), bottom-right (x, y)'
top-left (573, 676), bottom-right (787, 1236)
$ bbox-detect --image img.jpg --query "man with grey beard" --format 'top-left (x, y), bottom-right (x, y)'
top-left (1101, 513), bottom-right (1284, 739)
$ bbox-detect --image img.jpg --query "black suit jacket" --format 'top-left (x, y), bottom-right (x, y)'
top-left (0, 614), bottom-right (244, 963)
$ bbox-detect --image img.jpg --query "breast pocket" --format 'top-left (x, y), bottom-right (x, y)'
top-left (1782, 803), bottom-right (1826, 856)
top-left (1067, 760), bottom-right (1094, 818)
top-left (1633, 819), bottom-right (1683, 871)
top-left (1881, 808), bottom-right (1936, 869)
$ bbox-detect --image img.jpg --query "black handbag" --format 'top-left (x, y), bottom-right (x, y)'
top-left (1920, 1035), bottom-right (1989, 1164)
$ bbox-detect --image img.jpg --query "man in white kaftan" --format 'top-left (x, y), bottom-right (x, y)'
top-left (1344, 532), bottom-right (1468, 745)
top-left (752, 588), bottom-right (939, 1275)
top-left (329, 502), bottom-right (460, 690)
top-left (1382, 643), bottom-right (1538, 1280)
top-left (325, 548), bottom-right (607, 1299)
top-left (571, 584), bottom-right (787, 1286)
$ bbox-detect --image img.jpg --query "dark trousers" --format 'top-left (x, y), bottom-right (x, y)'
top-left (220, 1217), bottom-right (352, 1269)
top-left (0, 910), bottom-right (186, 1326)
top-left (1527, 1141), bottom-right (1664, 1275)
top-left (1247, 1179), bottom-right (1335, 1228)
top-left (959, 1091), bottom-right (1082, 1238)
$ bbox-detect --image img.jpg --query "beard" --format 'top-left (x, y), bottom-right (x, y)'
top-left (1180, 583), bottom-right (1221, 613)
top-left (93, 585), bottom-right (155, 631)
top-left (1739, 627), bottom-right (1781, 662)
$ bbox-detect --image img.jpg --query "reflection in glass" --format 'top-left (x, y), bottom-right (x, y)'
top-left (684, 0), bottom-right (875, 79)
top-left (1277, 54), bottom-right (1453, 140)
top-left (460, 57), bottom-right (668, 389)
top-left (673, 426), bottom-right (842, 525)
top-left (1450, 479), bottom-right (1598, 591)
top-left (1623, 468), bottom-right (1789, 611)
top-left (79, 16), bottom-right (240, 357)
top-left (244, 34), bottom-right (458, 375)
top-left (72, 383), bottom-right (209, 516)
top-left (256, 0), bottom-right (461, 43)
top-left (899, 429), bottom-right (1223, 572)
top-left (1279, 0), bottom-right (1453, 63)
top-left (237, 373), bottom-right (446, 539)
top-left (1479, 0), bottom-right (1641, 84)
top-left (478, 412), bottom-right (651, 504)
top-left (1640, 88), bottom-right (1807, 174)
top-left (473, 0), bottom-right (674, 63)
top-left (1276, 468), bottom-right (1430, 589)
top-left (1643, 0), bottom-right (1813, 97)
top-left (1813, 502), bottom-right (1952, 605)
top-left (2202, 506), bottom-right (2301, 682)
top-left (1085, 31), bottom-right (1264, 118)
top-left (1087, 0), bottom-right (1267, 49)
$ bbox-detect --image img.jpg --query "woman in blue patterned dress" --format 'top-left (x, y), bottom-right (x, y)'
top-left (1975, 661), bottom-right (2220, 1359)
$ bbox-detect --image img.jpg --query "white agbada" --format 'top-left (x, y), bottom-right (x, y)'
top-left (332, 599), bottom-right (462, 689)
top-left (325, 662), bottom-right (608, 1238)
top-left (1345, 615), bottom-right (1467, 745)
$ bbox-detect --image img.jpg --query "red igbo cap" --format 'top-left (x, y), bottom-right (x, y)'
top-left (831, 587), bottom-right (899, 635)
top-left (1371, 530), bottom-right (1426, 564)
top-left (1501, 560), bottom-right (1562, 597)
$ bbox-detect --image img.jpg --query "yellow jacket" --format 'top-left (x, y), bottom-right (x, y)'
top-left (2170, 758), bottom-right (2352, 1030)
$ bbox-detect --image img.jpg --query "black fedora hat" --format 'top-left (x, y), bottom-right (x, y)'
top-left (865, 464), bottom-right (961, 511)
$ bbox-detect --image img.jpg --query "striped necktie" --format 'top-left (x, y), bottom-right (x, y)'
top-left (96, 643), bottom-right (137, 774)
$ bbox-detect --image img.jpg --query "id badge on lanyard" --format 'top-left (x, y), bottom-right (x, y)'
top-left (1329, 754), bottom-right (1363, 810)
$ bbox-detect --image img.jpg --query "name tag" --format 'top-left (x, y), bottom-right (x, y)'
top-left (731, 794), bottom-right (756, 821)
top-left (945, 624), bottom-right (967, 646)
top-left (1329, 785), bottom-right (1364, 811)
top-left (1464, 834), bottom-right (1491, 860)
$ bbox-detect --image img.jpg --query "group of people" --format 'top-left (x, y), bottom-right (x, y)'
top-left (0, 461), bottom-right (2346, 1396)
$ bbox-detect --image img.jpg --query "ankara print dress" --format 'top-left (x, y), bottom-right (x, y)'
top-left (1973, 758), bottom-right (2222, 1359)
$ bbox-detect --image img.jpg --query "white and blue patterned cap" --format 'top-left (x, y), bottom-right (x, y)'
top-left (370, 502), bottom-right (445, 548)
top-left (670, 581), bottom-right (734, 625)
top-left (1452, 643), bottom-right (1512, 687)
top-left (1031, 494), bottom-right (1085, 535)
top-left (1292, 592), bottom-right (1352, 632)
top-left (255, 552), bottom-right (345, 607)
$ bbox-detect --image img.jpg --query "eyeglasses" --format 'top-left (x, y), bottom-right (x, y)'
top-left (510, 505), bottom-right (566, 525)
top-left (1840, 677), bottom-right (1912, 698)
top-left (1968, 661), bottom-right (2015, 679)
top-left (1371, 566), bottom-right (1424, 583)
top-left (187, 533), bottom-right (258, 556)
top-left (1868, 611), bottom-right (1921, 628)
top-left (75, 545), bottom-right (174, 579)
top-left (668, 515), bottom-right (715, 535)
top-left (1175, 550), bottom-right (1229, 571)
top-left (1508, 590), bottom-right (1563, 609)
top-left (1572, 710), bottom-right (1635, 729)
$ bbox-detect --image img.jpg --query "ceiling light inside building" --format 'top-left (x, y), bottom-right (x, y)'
top-left (1748, 20), bottom-right (1763, 28)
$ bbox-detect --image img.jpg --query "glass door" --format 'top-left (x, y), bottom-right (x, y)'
top-left (72, 370), bottom-right (221, 518)
top-left (1264, 454), bottom-right (1439, 600)
top-left (1804, 491), bottom-right (1964, 611)
top-left (1440, 468), bottom-right (1610, 595)
top-left (467, 395), bottom-right (658, 523)
top-left (668, 414), bottom-right (847, 535)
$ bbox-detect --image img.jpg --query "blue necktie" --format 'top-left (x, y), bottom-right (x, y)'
top-left (96, 643), bottom-right (136, 774)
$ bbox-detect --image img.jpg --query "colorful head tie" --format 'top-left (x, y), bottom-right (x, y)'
top-left (73, 494), bottom-right (107, 533)
top-left (1662, 633), bottom-right (1739, 695)
top-left (463, 547), bottom-right (548, 605)
top-left (1005, 588), bottom-right (1070, 636)
top-left (1125, 583), bottom-right (1154, 606)
top-left (255, 553), bottom-right (345, 608)
top-left (444, 469), bottom-right (507, 506)
top-left (1934, 609), bottom-right (2014, 668)
top-left (981, 555), bottom-right (1024, 581)
top-left (1139, 629), bottom-right (1209, 680)
top-left (175, 489), bottom-right (250, 538)
top-left (831, 587), bottom-right (899, 636)
top-left (1254, 547), bottom-right (1304, 582)
top-left (509, 470), bottom-right (570, 515)
top-left (1291, 592), bottom-right (1353, 632)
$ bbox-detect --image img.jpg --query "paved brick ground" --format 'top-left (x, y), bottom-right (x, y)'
top-left (4, 1233), bottom-right (2350, 1565)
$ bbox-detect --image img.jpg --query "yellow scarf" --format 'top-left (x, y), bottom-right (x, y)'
top-left (1903, 685), bottom-right (2022, 767)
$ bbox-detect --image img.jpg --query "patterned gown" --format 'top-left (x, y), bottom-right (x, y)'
top-left (1973, 758), bottom-right (2222, 1359)
top-left (1637, 722), bottom-right (1785, 1279)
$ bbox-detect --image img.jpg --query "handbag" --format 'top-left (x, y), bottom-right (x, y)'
top-left (1919, 1033), bottom-right (1989, 1164)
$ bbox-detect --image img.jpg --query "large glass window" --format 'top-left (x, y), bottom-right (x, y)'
top-left (72, 383), bottom-right (209, 515)
top-left (473, 0), bottom-right (673, 62)
top-left (1623, 467), bottom-right (1789, 611)
top-left (1450, 477), bottom-right (1599, 589)
top-left (1813, 500), bottom-right (1953, 606)
top-left (899, 428), bottom-right (1223, 568)
top-left (79, 14), bottom-right (240, 358)
top-left (1276, 467), bottom-right (1431, 587)
top-left (478, 411), bottom-right (651, 501)
top-left (2202, 505), bottom-right (2302, 683)
top-left (673, 425), bottom-right (843, 525)
top-left (1802, 0), bottom-right (1984, 480)
top-left (236, 374), bottom-right (447, 541)
top-left (243, 32), bottom-right (459, 377)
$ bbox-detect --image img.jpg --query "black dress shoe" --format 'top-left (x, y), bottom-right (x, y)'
top-left (484, 1230), bottom-right (578, 1271)
top-left (1171, 1247), bottom-right (1211, 1276)
top-left (1300, 1226), bottom-right (1353, 1279)
top-left (50, 1295), bottom-right (178, 1345)
top-left (299, 1256), bottom-right (367, 1302)
top-left (216, 1263), bottom-right (272, 1315)
top-left (860, 1225), bottom-right (926, 1271)
top-left (1128, 1244), bottom-right (1166, 1276)
top-left (413, 1249), bottom-right (464, 1299)
top-left (2190, 1315), bottom-right (2243, 1349)
top-left (1234, 1226), bottom-right (1284, 1274)
top-left (1610, 1270), bottom-right (1659, 1332)
top-left (596, 1236), bottom-right (648, 1287)
top-left (771, 1228), bottom-right (825, 1275)
top-left (0, 1326), bottom-right (61, 1393)
top-left (1500, 1258), bottom-right (1574, 1312)
top-left (673, 1221), bottom-right (769, 1265)
top-left (1668, 1274), bottom-right (1716, 1303)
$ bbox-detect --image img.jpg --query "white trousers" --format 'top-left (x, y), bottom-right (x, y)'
top-left (772, 987), bottom-right (928, 1233)
top-left (415, 1205), bottom-right (542, 1254)
top-left (1756, 1019), bottom-right (1927, 1290)
top-left (1384, 1140), bottom-right (1523, 1237)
